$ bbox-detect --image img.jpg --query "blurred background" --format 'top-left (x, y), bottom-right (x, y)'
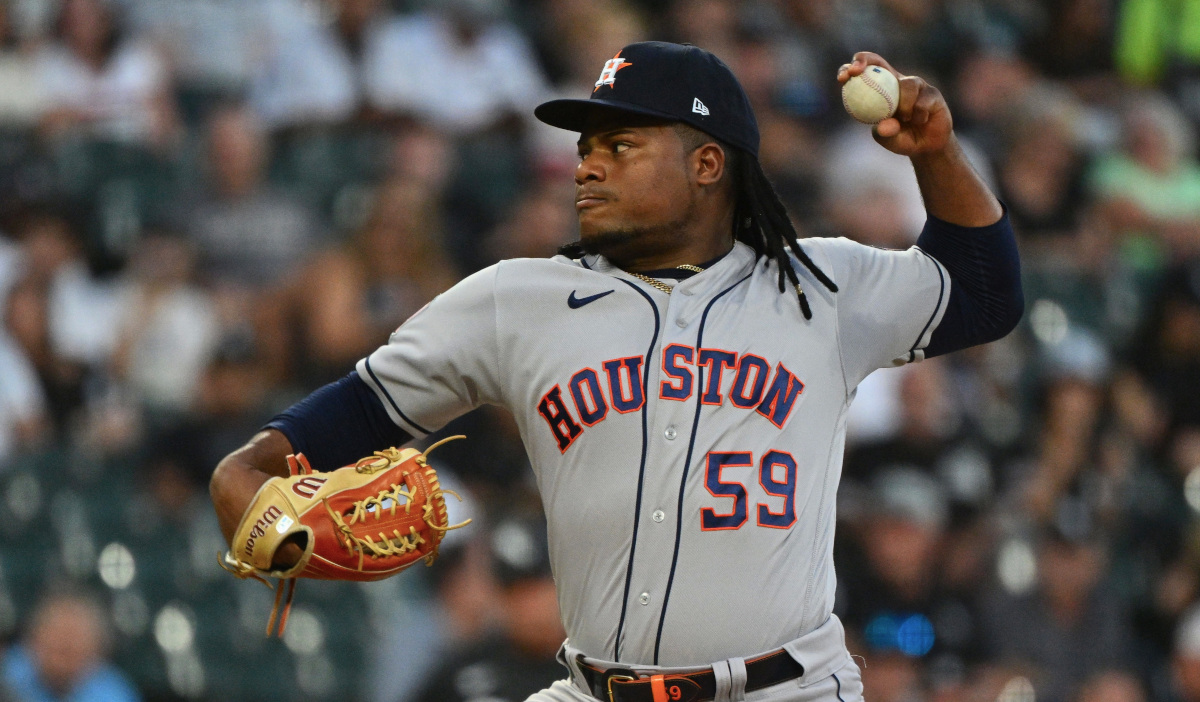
top-left (0, 0), bottom-right (1192, 700)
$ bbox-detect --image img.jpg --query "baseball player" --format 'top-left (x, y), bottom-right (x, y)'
top-left (211, 42), bottom-right (1022, 702)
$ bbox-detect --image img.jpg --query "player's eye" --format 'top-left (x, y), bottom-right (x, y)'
top-left (613, 142), bottom-right (631, 154)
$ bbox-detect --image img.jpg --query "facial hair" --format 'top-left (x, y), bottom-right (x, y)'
top-left (577, 228), bottom-right (640, 256)
top-left (574, 199), bottom-right (697, 266)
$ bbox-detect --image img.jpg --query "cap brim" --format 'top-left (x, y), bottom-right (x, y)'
top-left (534, 98), bottom-right (684, 132)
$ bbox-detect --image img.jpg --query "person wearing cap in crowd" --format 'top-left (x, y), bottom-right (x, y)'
top-left (837, 468), bottom-right (991, 700)
top-left (980, 502), bottom-right (1132, 702)
top-left (413, 510), bottom-right (567, 702)
top-left (211, 40), bottom-right (1022, 702)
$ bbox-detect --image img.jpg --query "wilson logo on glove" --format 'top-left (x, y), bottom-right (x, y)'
top-left (291, 476), bottom-right (327, 498)
top-left (220, 437), bottom-right (470, 636)
top-left (243, 505), bottom-right (283, 558)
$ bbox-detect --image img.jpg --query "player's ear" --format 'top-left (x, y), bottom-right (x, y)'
top-left (694, 142), bottom-right (725, 187)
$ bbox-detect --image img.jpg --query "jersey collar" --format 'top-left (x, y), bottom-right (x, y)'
top-left (585, 241), bottom-right (756, 289)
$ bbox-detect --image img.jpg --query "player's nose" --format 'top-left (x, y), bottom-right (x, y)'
top-left (574, 153), bottom-right (606, 185)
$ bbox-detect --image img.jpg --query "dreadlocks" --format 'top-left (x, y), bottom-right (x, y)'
top-left (680, 138), bottom-right (835, 324)
top-left (673, 124), bottom-right (838, 319)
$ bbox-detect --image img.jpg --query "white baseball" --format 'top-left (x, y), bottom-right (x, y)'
top-left (842, 66), bottom-right (900, 125)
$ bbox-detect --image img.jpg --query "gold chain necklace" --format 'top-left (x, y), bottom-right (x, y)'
top-left (628, 272), bottom-right (673, 294)
top-left (629, 264), bottom-right (811, 310)
top-left (628, 264), bottom-right (706, 294)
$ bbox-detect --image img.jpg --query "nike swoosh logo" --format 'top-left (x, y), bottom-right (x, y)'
top-left (568, 289), bottom-right (615, 309)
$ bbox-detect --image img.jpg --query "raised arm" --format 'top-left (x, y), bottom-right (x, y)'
top-left (838, 52), bottom-right (1002, 226)
top-left (838, 52), bottom-right (1022, 356)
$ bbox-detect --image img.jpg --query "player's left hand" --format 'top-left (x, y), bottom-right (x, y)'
top-left (837, 52), bottom-right (953, 157)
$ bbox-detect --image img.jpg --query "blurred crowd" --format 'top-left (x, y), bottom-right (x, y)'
top-left (0, 0), bottom-right (1199, 700)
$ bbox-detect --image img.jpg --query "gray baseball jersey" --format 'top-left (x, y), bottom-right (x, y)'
top-left (357, 238), bottom-right (948, 667)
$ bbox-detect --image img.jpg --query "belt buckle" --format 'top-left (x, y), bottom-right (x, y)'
top-left (606, 673), bottom-right (636, 702)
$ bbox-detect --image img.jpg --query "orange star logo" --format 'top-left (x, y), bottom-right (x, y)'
top-left (594, 52), bottom-right (633, 92)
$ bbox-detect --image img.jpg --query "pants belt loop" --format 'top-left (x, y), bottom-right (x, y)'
top-left (649, 675), bottom-right (668, 702)
top-left (728, 658), bottom-right (748, 702)
top-left (712, 660), bottom-right (732, 702)
top-left (569, 653), bottom-right (595, 696)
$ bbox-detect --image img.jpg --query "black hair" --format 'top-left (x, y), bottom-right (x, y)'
top-left (724, 142), bottom-right (837, 319)
top-left (560, 123), bottom-right (838, 318)
top-left (672, 125), bottom-right (839, 318)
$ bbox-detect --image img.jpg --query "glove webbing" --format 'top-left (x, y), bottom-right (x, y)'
top-left (221, 437), bottom-right (471, 637)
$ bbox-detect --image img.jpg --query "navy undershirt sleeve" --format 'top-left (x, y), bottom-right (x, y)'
top-left (264, 370), bottom-right (412, 472)
top-left (918, 208), bottom-right (1023, 358)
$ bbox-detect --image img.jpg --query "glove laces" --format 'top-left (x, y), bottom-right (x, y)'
top-left (325, 436), bottom-right (471, 571)
top-left (220, 436), bottom-right (471, 637)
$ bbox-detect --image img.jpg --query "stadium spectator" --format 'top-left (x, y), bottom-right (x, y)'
top-left (365, 0), bottom-right (549, 134)
top-left (0, 3), bottom-right (1194, 701)
top-left (292, 179), bottom-right (457, 384)
top-left (2, 211), bottom-right (121, 441)
top-left (2, 591), bottom-right (139, 702)
top-left (1114, 0), bottom-right (1200, 120)
top-left (998, 84), bottom-right (1090, 242)
top-left (34, 0), bottom-right (176, 148)
top-left (109, 233), bottom-right (217, 418)
top-left (980, 519), bottom-right (1132, 702)
top-left (413, 509), bottom-right (565, 702)
top-left (181, 104), bottom-right (323, 288)
top-left (250, 0), bottom-right (394, 129)
top-left (177, 104), bottom-right (324, 382)
top-left (1089, 93), bottom-right (1200, 260)
top-left (0, 1), bottom-right (44, 128)
top-left (482, 177), bottom-right (576, 265)
top-left (0, 327), bottom-right (47, 464)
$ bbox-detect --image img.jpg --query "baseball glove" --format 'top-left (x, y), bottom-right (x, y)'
top-left (220, 436), bottom-right (470, 635)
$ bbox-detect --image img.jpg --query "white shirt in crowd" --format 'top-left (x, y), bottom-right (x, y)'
top-left (33, 40), bottom-right (168, 144)
top-left (365, 11), bottom-right (549, 134)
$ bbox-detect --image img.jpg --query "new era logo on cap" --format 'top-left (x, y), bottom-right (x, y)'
top-left (692, 98), bottom-right (709, 116)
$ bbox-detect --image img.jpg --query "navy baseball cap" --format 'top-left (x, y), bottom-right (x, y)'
top-left (535, 41), bottom-right (760, 157)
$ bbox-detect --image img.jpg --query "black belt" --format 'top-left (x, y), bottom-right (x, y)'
top-left (576, 649), bottom-right (804, 702)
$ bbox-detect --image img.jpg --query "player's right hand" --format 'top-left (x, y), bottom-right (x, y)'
top-left (837, 52), bottom-right (953, 157)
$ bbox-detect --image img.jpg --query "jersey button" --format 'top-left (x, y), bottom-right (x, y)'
top-left (675, 318), bottom-right (688, 328)
top-left (639, 592), bottom-right (651, 605)
top-left (652, 510), bottom-right (665, 523)
top-left (664, 427), bottom-right (677, 440)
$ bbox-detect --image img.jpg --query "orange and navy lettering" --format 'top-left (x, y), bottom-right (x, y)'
top-left (536, 384), bottom-right (583, 453)
top-left (756, 363), bottom-right (804, 428)
top-left (660, 344), bottom-right (694, 401)
top-left (757, 450), bottom-right (798, 528)
top-left (701, 450), bottom-right (800, 532)
top-left (604, 356), bottom-right (645, 413)
top-left (568, 368), bottom-right (608, 426)
top-left (698, 348), bottom-right (738, 405)
top-left (730, 353), bottom-right (770, 409)
top-left (700, 451), bottom-right (752, 530)
top-left (539, 351), bottom-right (805, 452)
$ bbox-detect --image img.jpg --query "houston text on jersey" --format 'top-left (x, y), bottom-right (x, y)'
top-left (536, 347), bottom-right (804, 453)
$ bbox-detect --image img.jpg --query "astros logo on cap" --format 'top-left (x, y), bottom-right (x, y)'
top-left (594, 52), bottom-right (633, 91)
